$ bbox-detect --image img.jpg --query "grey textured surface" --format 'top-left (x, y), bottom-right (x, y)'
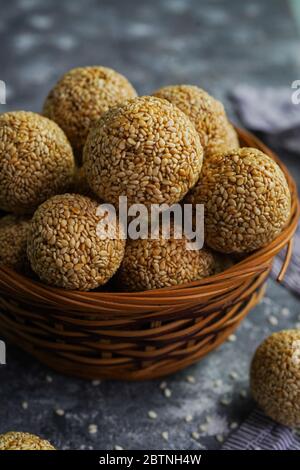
top-left (0, 0), bottom-right (300, 451)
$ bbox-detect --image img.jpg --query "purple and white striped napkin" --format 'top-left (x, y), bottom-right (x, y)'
top-left (222, 408), bottom-right (300, 450)
top-left (221, 86), bottom-right (300, 450)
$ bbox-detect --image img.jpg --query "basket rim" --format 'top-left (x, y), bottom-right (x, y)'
top-left (0, 126), bottom-right (299, 303)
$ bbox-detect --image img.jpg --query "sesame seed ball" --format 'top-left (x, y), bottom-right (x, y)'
top-left (0, 432), bottom-right (55, 450)
top-left (83, 96), bottom-right (203, 207)
top-left (43, 66), bottom-right (137, 158)
top-left (0, 214), bottom-right (31, 270)
top-left (186, 148), bottom-right (291, 253)
top-left (0, 111), bottom-right (75, 214)
top-left (117, 236), bottom-right (215, 291)
top-left (27, 193), bottom-right (125, 290)
top-left (250, 330), bottom-right (300, 427)
top-left (153, 85), bottom-right (239, 157)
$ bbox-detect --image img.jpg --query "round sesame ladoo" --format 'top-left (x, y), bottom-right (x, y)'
top-left (83, 96), bottom-right (203, 207)
top-left (250, 330), bottom-right (300, 427)
top-left (117, 235), bottom-right (215, 291)
top-left (27, 194), bottom-right (125, 291)
top-left (153, 85), bottom-right (239, 157)
top-left (0, 111), bottom-right (75, 214)
top-left (43, 66), bottom-right (137, 158)
top-left (186, 148), bottom-right (291, 253)
top-left (0, 432), bottom-right (55, 450)
top-left (0, 214), bottom-right (31, 270)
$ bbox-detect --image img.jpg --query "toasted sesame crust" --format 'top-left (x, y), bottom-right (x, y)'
top-left (0, 111), bottom-right (75, 214)
top-left (186, 147), bottom-right (291, 253)
top-left (153, 85), bottom-right (239, 157)
top-left (0, 432), bottom-right (55, 450)
top-left (27, 193), bottom-right (125, 290)
top-left (83, 96), bottom-right (203, 207)
top-left (250, 330), bottom-right (300, 427)
top-left (43, 66), bottom-right (137, 157)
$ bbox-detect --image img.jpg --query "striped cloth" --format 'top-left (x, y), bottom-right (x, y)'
top-left (223, 409), bottom-right (300, 450)
top-left (222, 87), bottom-right (300, 450)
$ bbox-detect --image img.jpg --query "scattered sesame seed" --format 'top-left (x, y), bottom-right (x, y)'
top-left (230, 422), bottom-right (238, 430)
top-left (240, 390), bottom-right (247, 398)
top-left (220, 397), bottom-right (232, 406)
top-left (159, 381), bottom-right (167, 390)
top-left (164, 388), bottom-right (172, 398)
top-left (228, 334), bottom-right (237, 342)
top-left (22, 401), bottom-right (28, 410)
top-left (199, 424), bottom-right (207, 432)
top-left (46, 375), bottom-right (53, 383)
top-left (88, 424), bottom-right (98, 434)
top-left (55, 408), bottom-right (65, 416)
top-left (114, 445), bottom-right (123, 451)
top-left (185, 415), bottom-right (193, 423)
top-left (269, 316), bottom-right (278, 326)
top-left (281, 307), bottom-right (290, 317)
top-left (92, 380), bottom-right (101, 386)
top-left (161, 431), bottom-right (169, 441)
top-left (191, 431), bottom-right (200, 440)
top-left (148, 410), bottom-right (157, 420)
top-left (206, 415), bottom-right (212, 423)
top-left (213, 379), bottom-right (223, 388)
top-left (216, 434), bottom-right (224, 443)
top-left (186, 375), bottom-right (196, 384)
top-left (229, 371), bottom-right (238, 380)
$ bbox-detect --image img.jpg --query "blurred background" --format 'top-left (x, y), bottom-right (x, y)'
top-left (1, 0), bottom-right (300, 112)
top-left (0, 0), bottom-right (300, 451)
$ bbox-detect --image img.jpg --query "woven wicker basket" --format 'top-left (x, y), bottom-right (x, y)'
top-left (0, 128), bottom-right (298, 380)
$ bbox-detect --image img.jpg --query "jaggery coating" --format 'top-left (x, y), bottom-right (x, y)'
top-left (27, 193), bottom-right (125, 290)
top-left (43, 66), bottom-right (137, 157)
top-left (83, 96), bottom-right (203, 207)
top-left (0, 432), bottom-right (55, 450)
top-left (0, 214), bottom-right (31, 270)
top-left (0, 111), bottom-right (75, 214)
top-left (118, 236), bottom-right (215, 291)
top-left (186, 148), bottom-right (291, 253)
top-left (251, 330), bottom-right (300, 427)
top-left (153, 85), bottom-right (239, 157)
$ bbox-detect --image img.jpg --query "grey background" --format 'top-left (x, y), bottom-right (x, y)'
top-left (0, 0), bottom-right (299, 450)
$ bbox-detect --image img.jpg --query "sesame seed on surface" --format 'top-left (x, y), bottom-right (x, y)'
top-left (186, 147), bottom-right (291, 253)
top-left (0, 214), bottom-right (31, 271)
top-left (0, 111), bottom-right (75, 214)
top-left (0, 432), bottom-right (55, 450)
top-left (43, 66), bottom-right (137, 159)
top-left (83, 96), bottom-right (203, 207)
top-left (153, 85), bottom-right (239, 157)
top-left (118, 234), bottom-right (215, 291)
top-left (250, 329), bottom-right (300, 427)
top-left (148, 410), bottom-right (157, 420)
top-left (27, 193), bottom-right (125, 290)
top-left (88, 424), bottom-right (98, 435)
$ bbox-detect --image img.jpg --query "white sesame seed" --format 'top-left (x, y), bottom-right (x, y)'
top-left (227, 334), bottom-right (237, 342)
top-left (161, 431), bottom-right (169, 441)
top-left (22, 401), bottom-right (28, 410)
top-left (148, 410), bottom-right (157, 420)
top-left (269, 316), bottom-right (278, 326)
top-left (191, 431), bottom-right (200, 440)
top-left (220, 397), bottom-right (232, 406)
top-left (199, 423), bottom-right (207, 432)
top-left (229, 371), bottom-right (238, 380)
top-left (230, 422), bottom-right (238, 430)
top-left (216, 434), bottom-right (224, 443)
top-left (240, 390), bottom-right (247, 398)
top-left (185, 414), bottom-right (193, 423)
top-left (55, 408), bottom-right (65, 416)
top-left (114, 445), bottom-right (123, 450)
top-left (46, 375), bottom-right (53, 383)
top-left (164, 388), bottom-right (172, 398)
top-left (88, 424), bottom-right (98, 434)
top-left (186, 375), bottom-right (196, 384)
top-left (281, 307), bottom-right (290, 317)
top-left (92, 380), bottom-right (101, 386)
top-left (159, 381), bottom-right (168, 390)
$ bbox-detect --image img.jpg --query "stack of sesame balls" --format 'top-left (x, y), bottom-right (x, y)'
top-left (0, 65), bottom-right (291, 291)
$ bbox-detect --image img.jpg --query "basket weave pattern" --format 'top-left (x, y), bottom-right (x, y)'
top-left (0, 128), bottom-right (298, 380)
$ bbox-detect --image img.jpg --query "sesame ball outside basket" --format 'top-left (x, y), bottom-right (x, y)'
top-left (117, 235), bottom-right (215, 291)
top-left (186, 147), bottom-right (291, 253)
top-left (0, 432), bottom-right (55, 450)
top-left (153, 85), bottom-right (239, 157)
top-left (250, 330), bottom-right (300, 427)
top-left (0, 111), bottom-right (75, 214)
top-left (43, 66), bottom-right (137, 158)
top-left (0, 214), bottom-right (31, 271)
top-left (83, 96), bottom-right (203, 207)
top-left (27, 193), bottom-right (125, 291)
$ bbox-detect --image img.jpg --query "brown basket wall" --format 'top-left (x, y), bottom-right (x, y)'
top-left (0, 128), bottom-right (298, 380)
